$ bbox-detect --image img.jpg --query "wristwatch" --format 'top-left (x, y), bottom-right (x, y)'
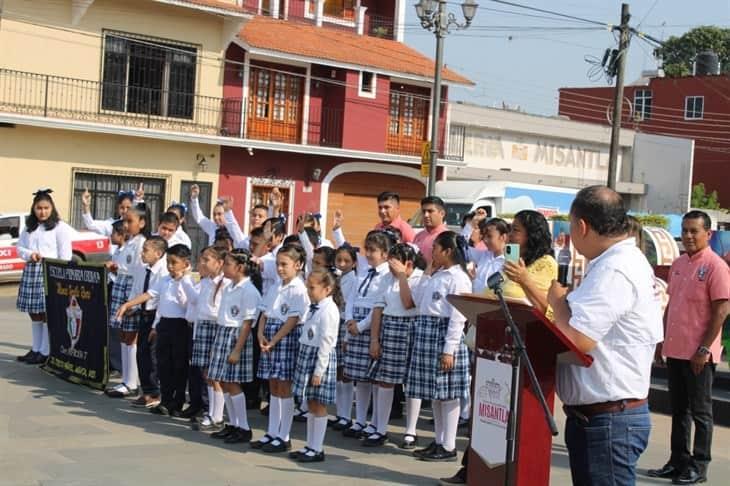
top-left (696, 346), bottom-right (711, 356)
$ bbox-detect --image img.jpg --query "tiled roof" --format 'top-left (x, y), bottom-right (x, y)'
top-left (239, 16), bottom-right (473, 85)
top-left (153, 0), bottom-right (251, 16)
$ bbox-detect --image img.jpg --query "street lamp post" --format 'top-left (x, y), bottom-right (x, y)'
top-left (415, 0), bottom-right (478, 196)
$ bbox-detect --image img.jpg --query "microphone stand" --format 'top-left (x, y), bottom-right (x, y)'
top-left (491, 280), bottom-right (558, 486)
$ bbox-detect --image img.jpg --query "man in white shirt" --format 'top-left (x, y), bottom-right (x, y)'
top-left (547, 186), bottom-right (663, 485)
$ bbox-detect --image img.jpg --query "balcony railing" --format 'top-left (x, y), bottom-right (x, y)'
top-left (308, 105), bottom-right (344, 148)
top-left (366, 13), bottom-right (395, 40)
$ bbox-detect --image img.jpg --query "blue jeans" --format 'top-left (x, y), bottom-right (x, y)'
top-left (565, 403), bottom-right (651, 486)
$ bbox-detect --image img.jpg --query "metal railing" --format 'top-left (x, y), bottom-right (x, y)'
top-left (308, 105), bottom-right (344, 148)
top-left (366, 13), bottom-right (396, 39)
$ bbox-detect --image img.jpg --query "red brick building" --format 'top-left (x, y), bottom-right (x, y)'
top-left (558, 73), bottom-right (730, 207)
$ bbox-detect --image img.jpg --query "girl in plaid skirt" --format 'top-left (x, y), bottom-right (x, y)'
top-left (191, 246), bottom-right (230, 431)
top-left (16, 189), bottom-right (73, 365)
top-left (406, 231), bottom-right (472, 463)
top-left (289, 269), bottom-right (341, 462)
top-left (208, 249), bottom-right (262, 445)
top-left (342, 230), bottom-right (394, 440)
top-left (366, 243), bottom-right (425, 448)
top-left (105, 203), bottom-right (150, 398)
top-left (331, 244), bottom-right (358, 431)
top-left (252, 245), bottom-right (310, 453)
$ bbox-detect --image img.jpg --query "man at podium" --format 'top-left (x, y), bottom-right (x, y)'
top-left (547, 186), bottom-right (663, 485)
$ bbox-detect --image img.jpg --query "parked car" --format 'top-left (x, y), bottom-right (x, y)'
top-left (0, 213), bottom-right (110, 282)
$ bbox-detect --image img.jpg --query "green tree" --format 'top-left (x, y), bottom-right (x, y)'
top-left (691, 182), bottom-right (721, 210)
top-left (655, 26), bottom-right (730, 77)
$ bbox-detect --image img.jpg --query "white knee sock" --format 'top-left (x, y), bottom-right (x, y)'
top-left (335, 381), bottom-right (353, 419)
top-left (120, 343), bottom-right (129, 386)
top-left (376, 386), bottom-right (394, 435)
top-left (442, 399), bottom-right (461, 452)
top-left (460, 393), bottom-right (471, 420)
top-left (405, 398), bottom-right (422, 437)
top-left (31, 321), bottom-right (43, 352)
top-left (40, 322), bottom-right (50, 356)
top-left (311, 415), bottom-right (328, 453)
top-left (212, 390), bottom-right (225, 422)
top-left (433, 399), bottom-right (444, 445)
top-left (224, 392), bottom-right (236, 427)
top-left (126, 344), bottom-right (139, 388)
top-left (207, 386), bottom-right (215, 416)
top-left (231, 392), bottom-right (249, 429)
top-left (279, 397), bottom-right (295, 441)
top-left (355, 382), bottom-right (372, 426)
top-left (268, 396), bottom-right (282, 437)
top-left (371, 385), bottom-right (379, 426)
top-left (306, 411), bottom-right (315, 450)
top-left (298, 400), bottom-right (309, 413)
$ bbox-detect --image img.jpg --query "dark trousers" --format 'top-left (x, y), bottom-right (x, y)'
top-left (243, 325), bottom-right (264, 407)
top-left (187, 326), bottom-right (206, 410)
top-left (667, 357), bottom-right (715, 475)
top-left (109, 327), bottom-right (122, 372)
top-left (156, 318), bottom-right (190, 410)
top-left (137, 313), bottom-right (159, 396)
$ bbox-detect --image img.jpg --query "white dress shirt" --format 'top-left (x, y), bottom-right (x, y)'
top-left (129, 255), bottom-right (169, 311)
top-left (17, 221), bottom-right (74, 262)
top-left (472, 252), bottom-right (506, 294)
top-left (261, 276), bottom-right (310, 322)
top-left (375, 269), bottom-right (423, 317)
top-left (190, 197), bottom-right (219, 246)
top-left (217, 277), bottom-right (262, 328)
top-left (148, 274), bottom-right (197, 327)
top-left (340, 270), bottom-right (358, 305)
top-left (260, 243), bottom-right (284, 296)
top-left (223, 209), bottom-right (250, 250)
top-left (167, 226), bottom-right (192, 249)
top-left (344, 261), bottom-right (391, 332)
top-left (299, 296), bottom-right (340, 377)
top-left (196, 274), bottom-right (230, 321)
top-left (115, 234), bottom-right (146, 277)
top-left (413, 264), bottom-right (471, 355)
top-left (557, 238), bottom-right (664, 405)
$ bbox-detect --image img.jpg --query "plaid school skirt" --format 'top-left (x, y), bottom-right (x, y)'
top-left (191, 319), bottom-right (218, 368)
top-left (257, 317), bottom-right (301, 381)
top-left (370, 314), bottom-right (414, 385)
top-left (109, 274), bottom-right (139, 331)
top-left (405, 315), bottom-right (470, 401)
top-left (343, 306), bottom-right (372, 382)
top-left (336, 317), bottom-right (347, 367)
top-left (207, 326), bottom-right (253, 383)
top-left (16, 261), bottom-right (45, 314)
top-left (292, 343), bottom-right (337, 406)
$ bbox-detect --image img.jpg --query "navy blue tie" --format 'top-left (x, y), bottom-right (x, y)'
top-left (358, 268), bottom-right (378, 297)
top-left (308, 303), bottom-right (319, 318)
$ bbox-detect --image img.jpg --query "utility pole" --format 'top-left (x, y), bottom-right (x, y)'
top-left (427, 1), bottom-right (446, 197)
top-left (608, 3), bottom-right (630, 190)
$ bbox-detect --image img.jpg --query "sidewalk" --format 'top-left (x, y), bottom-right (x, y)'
top-left (0, 285), bottom-right (728, 485)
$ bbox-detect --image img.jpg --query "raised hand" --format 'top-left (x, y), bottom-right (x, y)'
top-left (81, 188), bottom-right (92, 209)
top-left (135, 182), bottom-right (145, 201)
top-left (333, 209), bottom-right (343, 230)
top-left (190, 184), bottom-right (200, 199)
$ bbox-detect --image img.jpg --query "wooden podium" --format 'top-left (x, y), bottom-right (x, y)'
top-left (449, 294), bottom-right (592, 486)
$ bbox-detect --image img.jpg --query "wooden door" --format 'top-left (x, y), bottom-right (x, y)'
top-left (387, 91), bottom-right (428, 156)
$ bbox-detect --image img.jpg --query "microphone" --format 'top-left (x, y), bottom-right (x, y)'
top-left (487, 271), bottom-right (504, 291)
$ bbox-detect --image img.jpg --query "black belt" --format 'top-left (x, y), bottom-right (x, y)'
top-left (564, 398), bottom-right (647, 419)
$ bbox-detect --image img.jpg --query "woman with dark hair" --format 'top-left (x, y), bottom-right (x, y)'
top-left (16, 189), bottom-right (73, 364)
top-left (499, 210), bottom-right (557, 315)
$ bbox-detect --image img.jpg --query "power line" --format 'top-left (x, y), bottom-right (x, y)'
top-left (485, 0), bottom-right (609, 27)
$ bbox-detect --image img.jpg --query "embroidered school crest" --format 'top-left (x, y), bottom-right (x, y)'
top-left (66, 296), bottom-right (83, 349)
top-left (697, 265), bottom-right (709, 281)
top-left (230, 305), bottom-right (240, 317)
top-left (126, 254), bottom-right (132, 264)
top-left (432, 291), bottom-right (442, 301)
top-left (308, 328), bottom-right (315, 341)
top-left (280, 303), bottom-right (289, 315)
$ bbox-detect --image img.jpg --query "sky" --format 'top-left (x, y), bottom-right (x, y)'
top-left (403, 0), bottom-right (730, 115)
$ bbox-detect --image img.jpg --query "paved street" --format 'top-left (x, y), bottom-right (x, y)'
top-left (0, 283), bottom-right (728, 485)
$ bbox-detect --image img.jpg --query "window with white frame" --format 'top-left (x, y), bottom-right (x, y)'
top-left (685, 96), bottom-right (704, 120)
top-left (101, 31), bottom-right (198, 119)
top-left (358, 71), bottom-right (376, 98)
top-left (633, 89), bottom-right (652, 121)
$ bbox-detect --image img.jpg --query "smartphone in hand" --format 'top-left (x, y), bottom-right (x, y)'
top-left (505, 243), bottom-right (520, 264)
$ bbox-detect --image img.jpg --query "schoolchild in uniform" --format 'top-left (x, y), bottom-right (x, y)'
top-left (191, 246), bottom-right (230, 431)
top-left (115, 236), bottom-right (168, 409)
top-left (80, 187), bottom-right (137, 239)
top-left (144, 244), bottom-right (197, 416)
top-left (252, 244), bottom-right (310, 453)
top-left (106, 203), bottom-right (150, 398)
top-left (166, 202), bottom-right (192, 250)
top-left (209, 249), bottom-right (262, 444)
top-left (342, 231), bottom-right (393, 439)
top-left (258, 217), bottom-right (287, 297)
top-left (189, 184), bottom-right (226, 246)
top-left (471, 218), bottom-right (508, 294)
top-left (16, 189), bottom-right (73, 364)
top-left (366, 243), bottom-right (424, 448)
top-left (330, 244), bottom-right (358, 430)
top-left (289, 269), bottom-right (341, 463)
top-left (407, 231), bottom-right (472, 462)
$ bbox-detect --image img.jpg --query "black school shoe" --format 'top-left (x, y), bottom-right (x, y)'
top-left (211, 424), bottom-right (237, 439)
top-left (224, 427), bottom-right (252, 444)
top-left (362, 433), bottom-right (388, 447)
top-left (149, 404), bottom-right (171, 416)
top-left (26, 353), bottom-right (48, 365)
top-left (342, 422), bottom-right (366, 438)
top-left (180, 406), bottom-right (202, 419)
top-left (262, 437), bottom-right (292, 453)
top-left (297, 449), bottom-right (325, 463)
top-left (672, 468), bottom-right (707, 485)
top-left (413, 441), bottom-right (438, 458)
top-left (17, 350), bottom-right (35, 362)
top-left (647, 463), bottom-right (680, 479)
top-left (419, 445), bottom-right (457, 462)
top-left (400, 434), bottom-right (418, 450)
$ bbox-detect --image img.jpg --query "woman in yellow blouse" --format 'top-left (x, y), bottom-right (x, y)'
top-left (498, 210), bottom-right (557, 315)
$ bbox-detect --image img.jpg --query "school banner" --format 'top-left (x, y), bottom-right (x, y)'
top-left (42, 259), bottom-right (109, 390)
